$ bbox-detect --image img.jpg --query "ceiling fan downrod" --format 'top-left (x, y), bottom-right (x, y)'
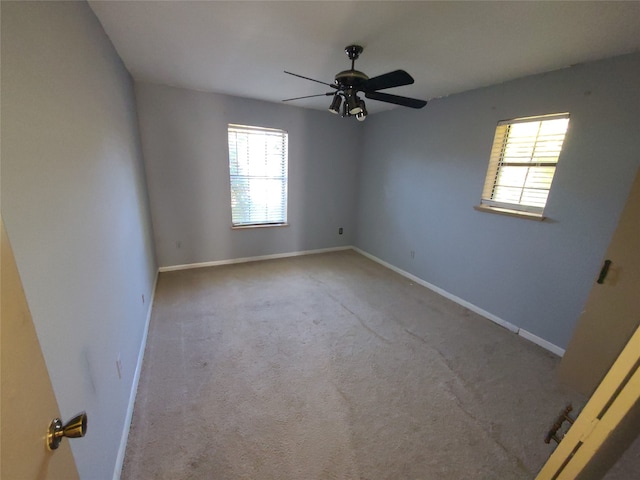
top-left (345, 44), bottom-right (363, 69)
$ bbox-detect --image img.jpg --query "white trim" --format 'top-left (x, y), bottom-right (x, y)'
top-left (158, 246), bottom-right (352, 272)
top-left (353, 248), bottom-right (518, 333)
top-left (518, 328), bottom-right (566, 357)
top-left (112, 269), bottom-right (159, 480)
top-left (159, 245), bottom-right (563, 353)
top-left (353, 247), bottom-right (565, 356)
top-left (498, 112), bottom-right (570, 126)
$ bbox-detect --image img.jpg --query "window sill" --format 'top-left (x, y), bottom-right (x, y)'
top-left (474, 205), bottom-right (545, 221)
top-left (231, 223), bottom-right (289, 230)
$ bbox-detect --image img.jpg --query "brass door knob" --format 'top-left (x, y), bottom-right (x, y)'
top-left (47, 412), bottom-right (87, 450)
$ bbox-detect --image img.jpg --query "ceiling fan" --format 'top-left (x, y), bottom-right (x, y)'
top-left (283, 45), bottom-right (427, 121)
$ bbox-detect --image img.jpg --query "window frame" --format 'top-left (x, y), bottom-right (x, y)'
top-left (478, 113), bottom-right (570, 220)
top-left (227, 124), bottom-right (289, 228)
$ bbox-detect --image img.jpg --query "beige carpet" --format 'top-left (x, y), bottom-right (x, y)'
top-left (122, 250), bottom-right (587, 479)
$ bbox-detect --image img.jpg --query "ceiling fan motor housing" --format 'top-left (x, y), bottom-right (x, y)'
top-left (334, 69), bottom-right (369, 89)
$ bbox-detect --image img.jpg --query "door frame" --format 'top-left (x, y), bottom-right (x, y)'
top-left (536, 325), bottom-right (640, 479)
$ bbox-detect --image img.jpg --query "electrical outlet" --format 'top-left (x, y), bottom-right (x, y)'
top-left (142, 294), bottom-right (145, 304)
top-left (339, 227), bottom-right (343, 235)
top-left (410, 250), bottom-right (415, 259)
top-left (116, 355), bottom-right (122, 380)
top-left (176, 241), bottom-right (182, 249)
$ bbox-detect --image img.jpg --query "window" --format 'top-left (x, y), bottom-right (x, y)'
top-left (479, 113), bottom-right (570, 218)
top-left (228, 124), bottom-right (288, 227)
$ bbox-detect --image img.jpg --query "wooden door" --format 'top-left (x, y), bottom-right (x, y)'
top-left (1, 219), bottom-right (80, 479)
top-left (536, 325), bottom-right (640, 479)
top-left (558, 167), bottom-right (640, 396)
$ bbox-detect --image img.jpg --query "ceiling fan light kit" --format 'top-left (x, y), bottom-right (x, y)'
top-left (284, 45), bottom-right (427, 120)
top-left (345, 89), bottom-right (362, 114)
top-left (328, 94), bottom-right (342, 114)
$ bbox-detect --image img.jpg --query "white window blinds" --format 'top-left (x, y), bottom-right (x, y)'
top-left (481, 113), bottom-right (570, 215)
top-left (228, 124), bottom-right (288, 226)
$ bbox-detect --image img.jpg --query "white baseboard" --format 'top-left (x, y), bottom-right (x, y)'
top-left (158, 246), bottom-right (353, 272)
top-left (112, 269), bottom-right (159, 480)
top-left (518, 328), bottom-right (565, 357)
top-left (353, 247), bottom-right (564, 357)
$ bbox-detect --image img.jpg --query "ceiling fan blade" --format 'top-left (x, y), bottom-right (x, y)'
top-left (282, 92), bottom-right (335, 102)
top-left (365, 91), bottom-right (427, 109)
top-left (284, 71), bottom-right (338, 89)
top-left (362, 70), bottom-right (414, 92)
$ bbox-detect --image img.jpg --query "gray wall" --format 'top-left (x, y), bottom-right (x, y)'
top-left (135, 82), bottom-right (361, 268)
top-left (1, 2), bottom-right (157, 478)
top-left (355, 53), bottom-right (640, 350)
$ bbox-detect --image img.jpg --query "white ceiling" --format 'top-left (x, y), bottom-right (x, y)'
top-left (88, 1), bottom-right (640, 114)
